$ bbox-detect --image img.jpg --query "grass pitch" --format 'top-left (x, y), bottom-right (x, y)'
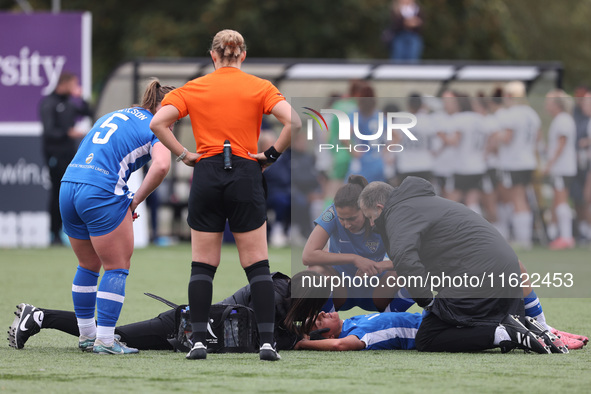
top-left (1, 244), bottom-right (590, 393)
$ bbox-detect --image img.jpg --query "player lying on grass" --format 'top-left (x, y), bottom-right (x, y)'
top-left (301, 176), bottom-right (587, 350)
top-left (294, 310), bottom-right (581, 354)
top-left (8, 272), bottom-right (299, 352)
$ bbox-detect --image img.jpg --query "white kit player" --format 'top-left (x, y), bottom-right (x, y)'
top-left (498, 81), bottom-right (541, 249)
top-left (449, 96), bottom-right (488, 214)
top-left (431, 91), bottom-right (459, 198)
top-left (395, 94), bottom-right (434, 184)
top-left (544, 90), bottom-right (577, 249)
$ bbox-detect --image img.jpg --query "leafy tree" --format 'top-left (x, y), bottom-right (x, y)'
top-left (2, 0), bottom-right (589, 93)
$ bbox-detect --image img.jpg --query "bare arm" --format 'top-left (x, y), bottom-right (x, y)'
top-left (249, 101), bottom-right (302, 163)
top-left (294, 335), bottom-right (365, 351)
top-left (150, 105), bottom-right (200, 166)
top-left (302, 225), bottom-right (380, 276)
top-left (129, 142), bottom-right (170, 213)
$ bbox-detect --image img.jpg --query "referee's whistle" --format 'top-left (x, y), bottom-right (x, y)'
top-left (223, 140), bottom-right (232, 170)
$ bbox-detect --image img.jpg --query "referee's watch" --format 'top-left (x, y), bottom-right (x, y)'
top-left (176, 147), bottom-right (188, 162)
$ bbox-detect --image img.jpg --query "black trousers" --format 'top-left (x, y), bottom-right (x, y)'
top-left (415, 312), bottom-right (496, 352)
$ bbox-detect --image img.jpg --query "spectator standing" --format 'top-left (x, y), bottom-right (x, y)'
top-left (39, 72), bottom-right (92, 245)
top-left (388, 0), bottom-right (424, 62)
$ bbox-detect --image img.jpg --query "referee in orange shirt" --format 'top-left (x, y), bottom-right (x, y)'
top-left (150, 29), bottom-right (300, 361)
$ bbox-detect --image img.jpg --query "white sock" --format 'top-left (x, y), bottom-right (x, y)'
top-left (492, 222), bottom-right (508, 240)
top-left (547, 223), bottom-right (558, 241)
top-left (512, 211), bottom-right (533, 247)
top-left (77, 318), bottom-right (96, 339)
top-left (556, 203), bottom-right (573, 239)
top-left (533, 312), bottom-right (551, 331)
top-left (96, 325), bottom-right (115, 346)
top-left (578, 221), bottom-right (590, 239)
top-left (467, 204), bottom-right (482, 216)
top-left (493, 325), bottom-right (511, 346)
top-left (497, 203), bottom-right (512, 240)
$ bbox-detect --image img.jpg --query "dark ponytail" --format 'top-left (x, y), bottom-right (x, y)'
top-left (139, 79), bottom-right (175, 115)
top-left (334, 175), bottom-right (369, 209)
top-left (283, 271), bottom-right (330, 336)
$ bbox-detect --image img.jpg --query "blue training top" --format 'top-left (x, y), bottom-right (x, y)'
top-left (339, 312), bottom-right (422, 350)
top-left (314, 204), bottom-right (387, 277)
top-left (62, 107), bottom-right (158, 195)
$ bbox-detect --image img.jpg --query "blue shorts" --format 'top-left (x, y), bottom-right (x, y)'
top-left (59, 182), bottom-right (133, 239)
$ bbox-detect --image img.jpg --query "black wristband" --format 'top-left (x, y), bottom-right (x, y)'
top-left (263, 146), bottom-right (281, 163)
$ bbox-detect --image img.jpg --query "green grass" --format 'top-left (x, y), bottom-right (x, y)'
top-left (1, 245), bottom-right (590, 393)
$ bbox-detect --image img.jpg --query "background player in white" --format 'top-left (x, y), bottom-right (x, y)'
top-left (447, 94), bottom-right (488, 214)
top-left (431, 91), bottom-right (459, 198)
top-left (58, 80), bottom-right (175, 354)
top-left (544, 90), bottom-right (577, 249)
top-left (395, 93), bottom-right (434, 184)
top-left (499, 81), bottom-right (541, 249)
top-left (473, 95), bottom-right (503, 230)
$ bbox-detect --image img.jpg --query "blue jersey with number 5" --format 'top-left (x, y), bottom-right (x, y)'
top-left (62, 107), bottom-right (158, 195)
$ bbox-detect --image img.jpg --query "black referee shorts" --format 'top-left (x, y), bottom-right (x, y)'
top-left (188, 154), bottom-right (267, 233)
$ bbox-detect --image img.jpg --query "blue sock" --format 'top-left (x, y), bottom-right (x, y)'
top-left (524, 290), bottom-right (543, 318)
top-left (72, 266), bottom-right (99, 320)
top-left (96, 269), bottom-right (128, 330)
top-left (388, 288), bottom-right (415, 312)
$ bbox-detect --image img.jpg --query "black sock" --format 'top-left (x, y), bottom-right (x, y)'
top-left (244, 260), bottom-right (275, 346)
top-left (188, 262), bottom-right (216, 344)
top-left (39, 308), bottom-right (80, 336)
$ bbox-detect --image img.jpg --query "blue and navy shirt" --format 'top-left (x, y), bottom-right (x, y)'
top-left (339, 312), bottom-right (421, 350)
top-left (314, 204), bottom-right (387, 277)
top-left (62, 107), bottom-right (158, 195)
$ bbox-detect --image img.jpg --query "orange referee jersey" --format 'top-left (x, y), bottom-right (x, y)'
top-left (162, 67), bottom-right (285, 162)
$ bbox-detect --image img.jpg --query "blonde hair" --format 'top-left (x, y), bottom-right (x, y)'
top-left (139, 79), bottom-right (175, 115)
top-left (504, 81), bottom-right (526, 98)
top-left (211, 29), bottom-right (246, 62)
top-left (546, 89), bottom-right (574, 113)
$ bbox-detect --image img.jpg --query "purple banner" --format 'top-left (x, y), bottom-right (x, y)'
top-left (0, 12), bottom-right (91, 123)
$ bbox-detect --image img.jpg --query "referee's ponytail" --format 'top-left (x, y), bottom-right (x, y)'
top-left (138, 79), bottom-right (175, 115)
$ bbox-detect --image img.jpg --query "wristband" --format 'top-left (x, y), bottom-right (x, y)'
top-left (263, 146), bottom-right (281, 163)
top-left (176, 147), bottom-right (188, 162)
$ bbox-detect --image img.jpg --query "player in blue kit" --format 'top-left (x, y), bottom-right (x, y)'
top-left (58, 80), bottom-right (175, 355)
top-left (294, 310), bottom-right (420, 351)
top-left (302, 175), bottom-right (415, 313)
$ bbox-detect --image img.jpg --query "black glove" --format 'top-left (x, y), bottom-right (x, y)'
top-left (309, 328), bottom-right (330, 340)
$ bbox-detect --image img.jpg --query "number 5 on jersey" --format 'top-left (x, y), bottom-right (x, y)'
top-left (92, 113), bottom-right (130, 145)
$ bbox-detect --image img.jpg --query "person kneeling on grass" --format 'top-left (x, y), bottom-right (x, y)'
top-left (294, 310), bottom-right (585, 354)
